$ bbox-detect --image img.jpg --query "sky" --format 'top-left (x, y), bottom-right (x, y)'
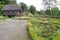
top-left (16, 0), bottom-right (60, 11)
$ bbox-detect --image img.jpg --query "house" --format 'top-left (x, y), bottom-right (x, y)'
top-left (2, 4), bottom-right (22, 18)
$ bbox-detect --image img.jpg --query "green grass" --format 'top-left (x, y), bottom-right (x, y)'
top-left (12, 16), bottom-right (37, 20)
top-left (0, 16), bottom-right (8, 22)
top-left (13, 16), bottom-right (31, 20)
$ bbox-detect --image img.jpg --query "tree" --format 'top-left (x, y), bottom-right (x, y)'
top-left (0, 4), bottom-right (3, 15)
top-left (43, 0), bottom-right (57, 10)
top-left (45, 9), bottom-right (51, 15)
top-left (37, 11), bottom-right (41, 14)
top-left (0, 0), bottom-right (16, 5)
top-left (40, 10), bottom-right (45, 15)
top-left (8, 0), bottom-right (16, 4)
top-left (29, 5), bottom-right (36, 14)
top-left (43, 0), bottom-right (58, 16)
top-left (0, 0), bottom-right (9, 5)
top-left (51, 7), bottom-right (59, 16)
top-left (20, 2), bottom-right (28, 12)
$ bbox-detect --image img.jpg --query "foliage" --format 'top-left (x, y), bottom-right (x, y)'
top-left (29, 5), bottom-right (36, 14)
top-left (27, 13), bottom-right (34, 17)
top-left (53, 35), bottom-right (60, 40)
top-left (43, 0), bottom-right (57, 10)
top-left (40, 10), bottom-right (45, 15)
top-left (45, 9), bottom-right (51, 15)
top-left (0, 4), bottom-right (3, 15)
top-left (42, 0), bottom-right (60, 17)
top-left (13, 16), bottom-right (32, 20)
top-left (0, 0), bottom-right (16, 5)
top-left (28, 18), bottom-right (60, 40)
top-left (20, 2), bottom-right (28, 12)
top-left (0, 16), bottom-right (8, 22)
top-left (51, 7), bottom-right (59, 16)
top-left (39, 7), bottom-right (60, 17)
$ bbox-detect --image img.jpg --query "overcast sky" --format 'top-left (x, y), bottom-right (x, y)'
top-left (16, 0), bottom-right (60, 11)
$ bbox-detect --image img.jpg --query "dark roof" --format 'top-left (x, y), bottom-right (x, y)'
top-left (2, 4), bottom-right (22, 11)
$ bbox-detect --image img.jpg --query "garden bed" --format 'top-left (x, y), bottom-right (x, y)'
top-left (28, 18), bottom-right (60, 40)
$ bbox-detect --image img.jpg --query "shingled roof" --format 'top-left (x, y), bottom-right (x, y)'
top-left (2, 4), bottom-right (22, 11)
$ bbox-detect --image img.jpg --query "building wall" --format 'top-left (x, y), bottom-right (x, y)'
top-left (3, 10), bottom-right (20, 15)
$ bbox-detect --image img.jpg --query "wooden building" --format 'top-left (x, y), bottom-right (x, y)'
top-left (2, 4), bottom-right (22, 18)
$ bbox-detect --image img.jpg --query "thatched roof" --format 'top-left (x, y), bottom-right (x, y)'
top-left (2, 4), bottom-right (22, 11)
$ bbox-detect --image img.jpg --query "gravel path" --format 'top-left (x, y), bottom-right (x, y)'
top-left (0, 19), bottom-right (30, 40)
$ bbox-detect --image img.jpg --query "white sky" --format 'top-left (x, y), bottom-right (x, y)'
top-left (16, 0), bottom-right (60, 11)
